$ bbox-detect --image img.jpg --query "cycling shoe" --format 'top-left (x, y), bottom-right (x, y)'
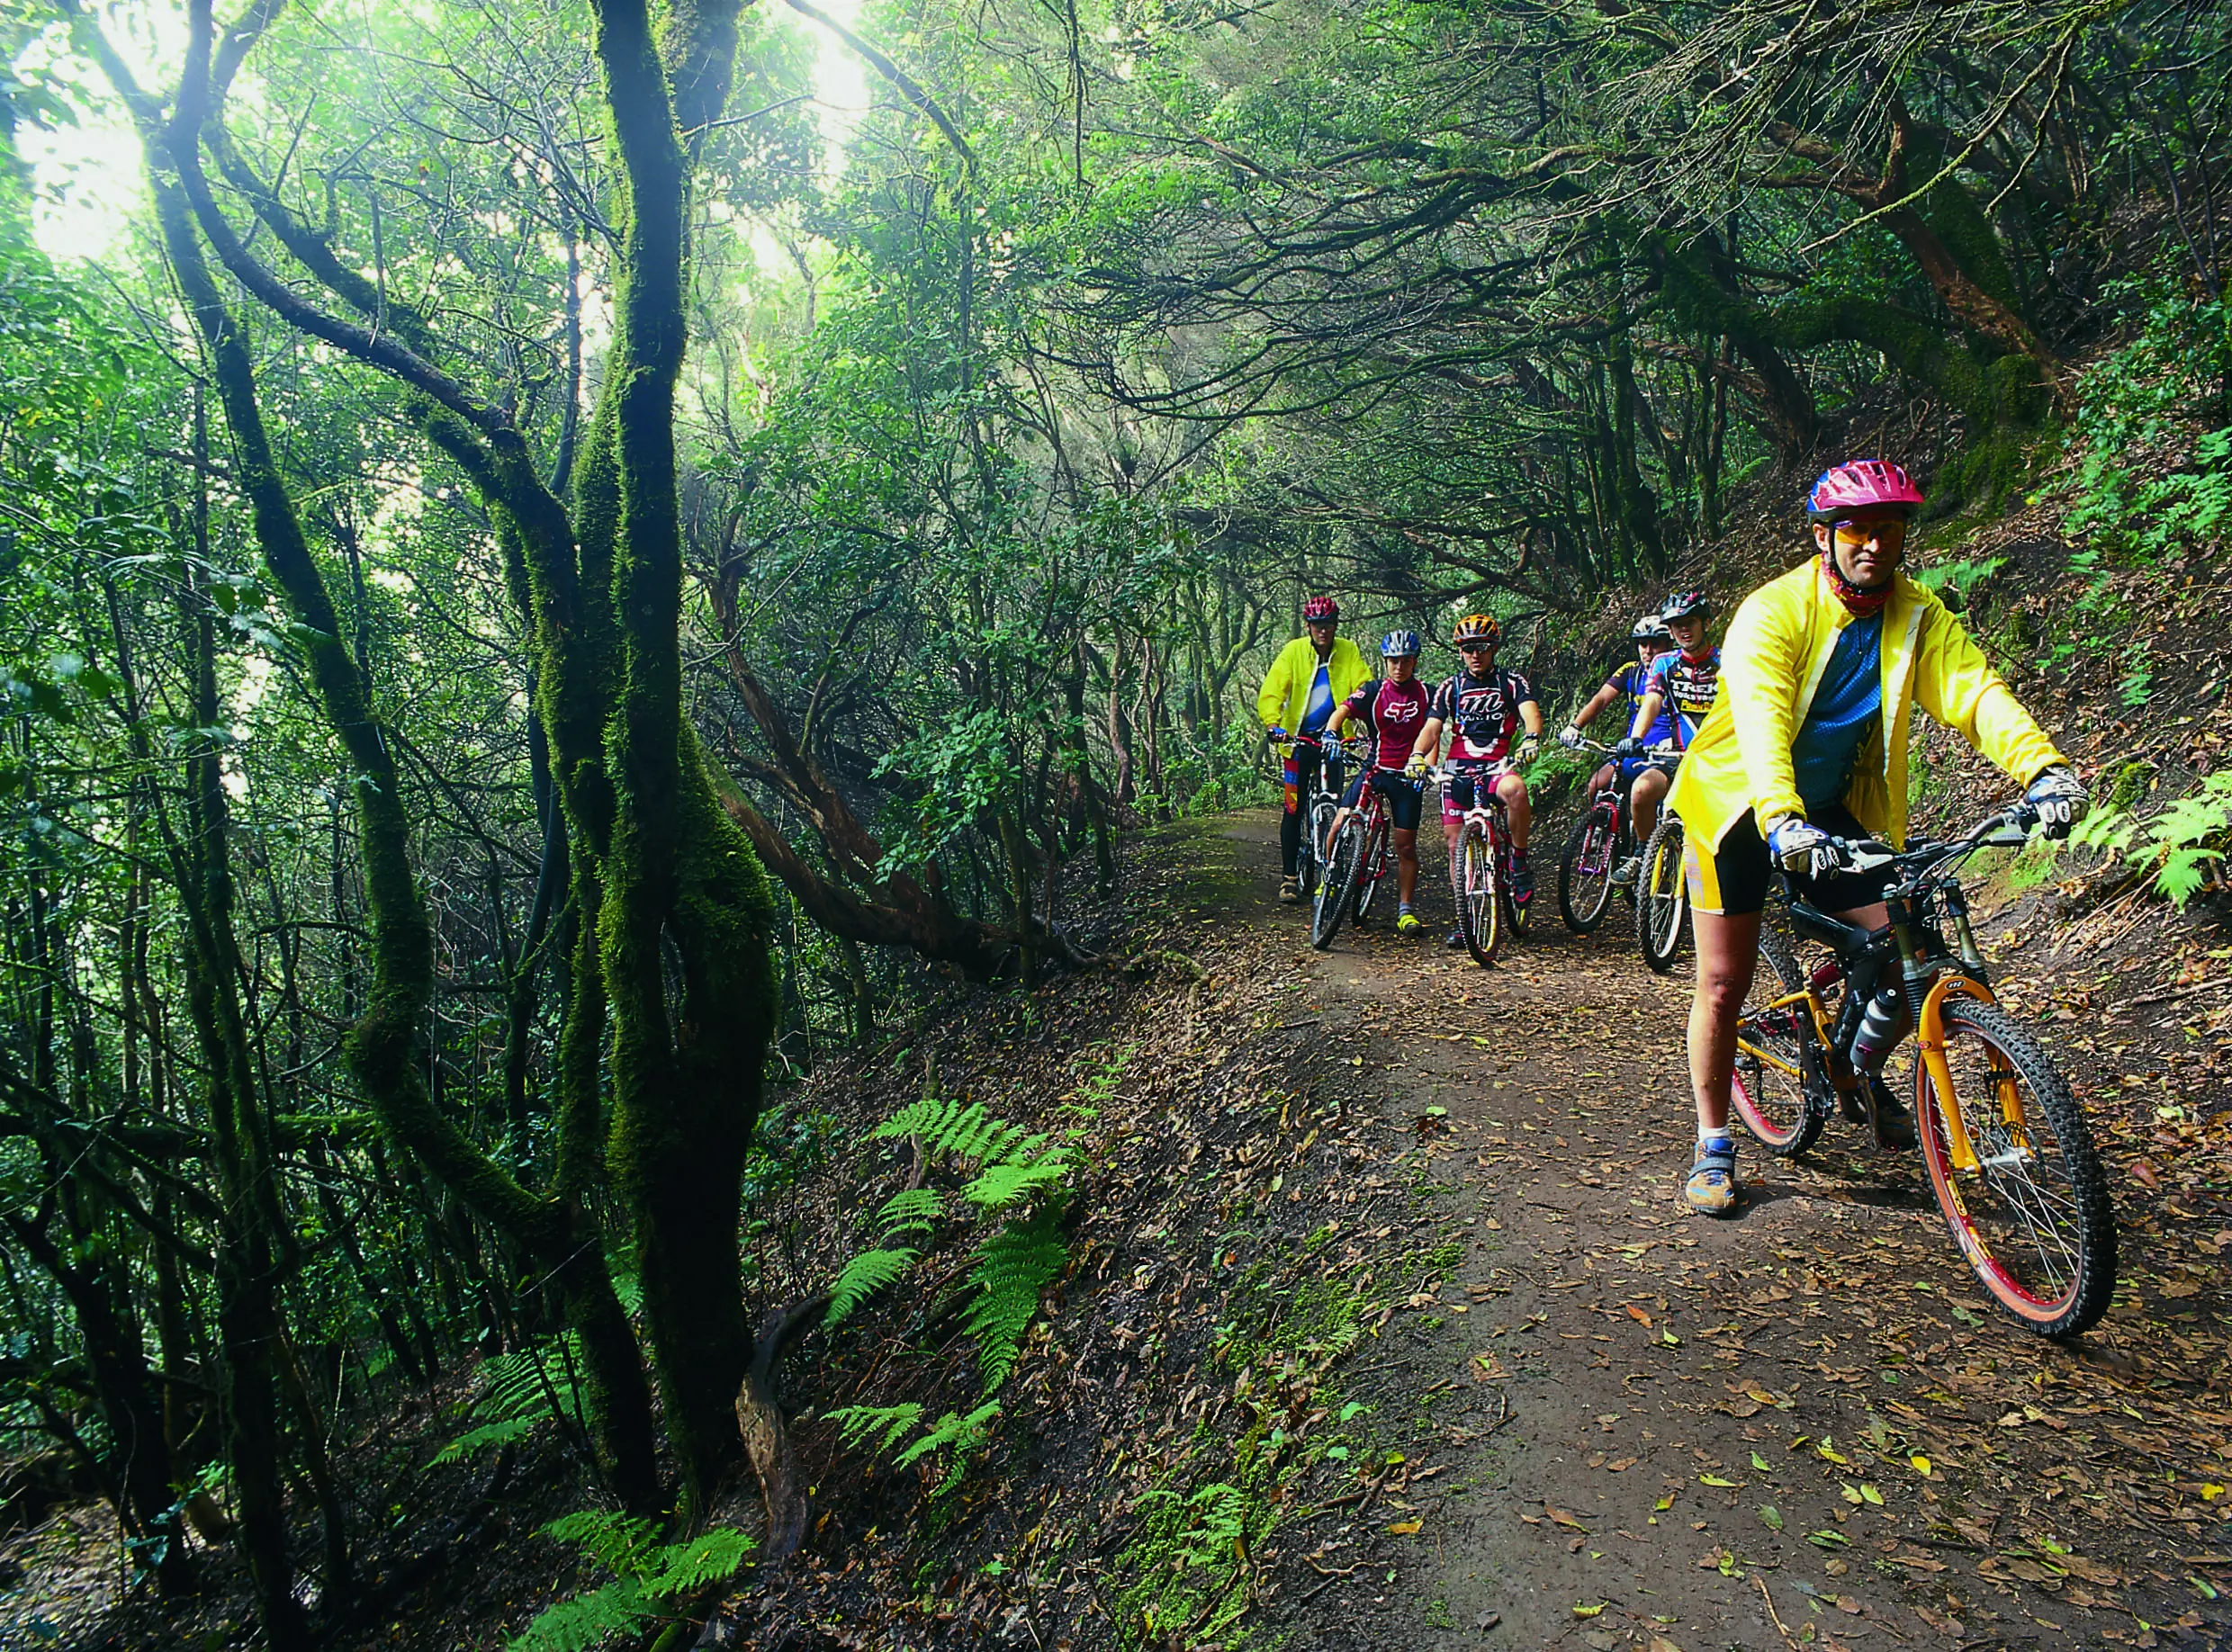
top-left (1684, 1137), bottom-right (1741, 1217)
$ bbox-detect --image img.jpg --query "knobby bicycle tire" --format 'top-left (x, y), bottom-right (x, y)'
top-left (1730, 921), bottom-right (1825, 1157)
top-left (1458, 819), bottom-right (1501, 967)
top-left (1559, 807), bottom-right (1616, 934)
top-left (1354, 814), bottom-right (1390, 924)
top-left (1506, 833), bottom-right (1533, 940)
top-left (1916, 999), bottom-right (2117, 1338)
top-left (1311, 818), bottom-right (1364, 951)
top-left (1636, 817), bottom-right (1688, 973)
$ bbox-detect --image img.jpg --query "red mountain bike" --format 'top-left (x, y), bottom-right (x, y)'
top-left (1310, 744), bottom-right (1399, 951)
top-left (1433, 762), bottom-right (1530, 967)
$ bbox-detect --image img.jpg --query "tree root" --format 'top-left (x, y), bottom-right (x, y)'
top-left (734, 1296), bottom-right (831, 1568)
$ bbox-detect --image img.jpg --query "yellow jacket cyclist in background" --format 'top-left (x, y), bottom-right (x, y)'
top-left (1258, 595), bottom-right (1372, 901)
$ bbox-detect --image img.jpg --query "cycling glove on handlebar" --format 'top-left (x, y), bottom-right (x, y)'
top-left (1765, 815), bottom-right (1846, 880)
top-left (2026, 765), bottom-right (2087, 839)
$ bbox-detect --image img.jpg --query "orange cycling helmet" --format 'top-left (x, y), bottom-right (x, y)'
top-left (1451, 613), bottom-right (1500, 647)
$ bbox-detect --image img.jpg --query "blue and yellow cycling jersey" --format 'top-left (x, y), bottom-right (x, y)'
top-left (1645, 646), bottom-right (1722, 748)
top-left (1608, 660), bottom-right (1674, 747)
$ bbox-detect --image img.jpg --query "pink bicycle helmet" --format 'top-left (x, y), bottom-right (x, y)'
top-left (1804, 459), bottom-right (1925, 522)
top-left (1302, 595), bottom-right (1340, 623)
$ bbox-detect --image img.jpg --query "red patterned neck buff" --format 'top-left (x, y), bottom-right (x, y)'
top-left (1821, 547), bottom-right (1893, 618)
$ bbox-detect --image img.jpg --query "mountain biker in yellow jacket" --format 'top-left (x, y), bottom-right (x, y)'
top-left (1668, 460), bottom-right (2086, 1217)
top-left (1259, 596), bottom-right (1372, 901)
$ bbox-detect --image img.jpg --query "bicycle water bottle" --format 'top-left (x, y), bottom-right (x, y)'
top-left (1850, 990), bottom-right (1903, 1075)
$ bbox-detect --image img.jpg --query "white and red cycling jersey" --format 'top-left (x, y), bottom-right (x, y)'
top-left (1430, 666), bottom-right (1535, 764)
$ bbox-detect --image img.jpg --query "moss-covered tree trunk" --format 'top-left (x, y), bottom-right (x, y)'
top-left (586, 0), bottom-right (778, 1518)
top-left (82, 0), bottom-right (784, 1528)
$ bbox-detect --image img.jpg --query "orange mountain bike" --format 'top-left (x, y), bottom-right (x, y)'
top-left (1732, 803), bottom-right (2117, 1337)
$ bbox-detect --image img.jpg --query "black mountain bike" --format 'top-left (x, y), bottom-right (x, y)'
top-left (1732, 803), bottom-right (2117, 1337)
top-left (1272, 730), bottom-right (1347, 902)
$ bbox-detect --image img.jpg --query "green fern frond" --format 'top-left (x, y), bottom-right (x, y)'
top-left (436, 1333), bottom-right (585, 1464)
top-left (870, 1098), bottom-right (1029, 1166)
top-left (480, 1340), bottom-right (577, 1423)
top-left (510, 1515), bottom-right (753, 1651)
top-left (870, 1097), bottom-right (978, 1150)
top-left (639, 1527), bottom-right (754, 1597)
top-left (965, 1210), bottom-right (1067, 1391)
top-left (507, 1580), bottom-right (653, 1652)
top-left (827, 1401), bottom-right (923, 1453)
top-left (960, 1153), bottom-right (1070, 1212)
top-left (543, 1511), bottom-right (659, 1577)
top-left (825, 1246), bottom-right (916, 1325)
top-left (947, 1110), bottom-right (1027, 1166)
top-left (874, 1186), bottom-right (945, 1236)
top-left (431, 1415), bottom-right (539, 1466)
top-left (892, 1400), bottom-right (1002, 1470)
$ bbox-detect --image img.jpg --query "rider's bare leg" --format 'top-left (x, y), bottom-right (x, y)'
top-left (1688, 908), bottom-right (1764, 1139)
top-left (1393, 827), bottom-right (1419, 905)
top-left (1632, 766), bottom-right (1670, 843)
top-left (1589, 762), bottom-right (1616, 795)
top-left (1496, 772), bottom-right (1531, 851)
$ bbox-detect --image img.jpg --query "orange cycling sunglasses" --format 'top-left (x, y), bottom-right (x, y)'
top-left (1832, 517), bottom-right (1907, 552)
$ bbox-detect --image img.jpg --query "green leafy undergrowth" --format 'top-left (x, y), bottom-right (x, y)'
top-left (2060, 285), bottom-right (2232, 574)
top-left (2066, 769), bottom-right (2232, 907)
top-left (435, 1333), bottom-right (589, 1465)
top-left (1911, 554), bottom-right (2005, 610)
top-left (508, 1511), bottom-right (753, 1652)
top-left (820, 1051), bottom-right (1117, 1495)
top-left (1111, 1263), bottom-right (1382, 1646)
top-left (825, 1399), bottom-right (1004, 1497)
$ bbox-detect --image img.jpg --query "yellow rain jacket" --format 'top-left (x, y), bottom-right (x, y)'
top-left (1669, 558), bottom-right (2066, 852)
top-left (1256, 634), bottom-right (1370, 732)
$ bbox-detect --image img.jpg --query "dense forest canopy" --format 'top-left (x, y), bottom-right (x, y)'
top-left (0, 0), bottom-right (2226, 1641)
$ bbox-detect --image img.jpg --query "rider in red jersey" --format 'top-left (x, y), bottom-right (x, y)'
top-left (1325, 630), bottom-right (1432, 932)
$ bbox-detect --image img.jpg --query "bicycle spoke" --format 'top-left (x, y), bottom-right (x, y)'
top-left (1922, 1000), bottom-right (2112, 1333)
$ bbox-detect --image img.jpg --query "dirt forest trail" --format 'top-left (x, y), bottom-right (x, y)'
top-left (1184, 811), bottom-right (2230, 1652)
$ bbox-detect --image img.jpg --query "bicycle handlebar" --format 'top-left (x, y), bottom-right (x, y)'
top-left (1268, 729), bottom-right (1373, 758)
top-left (1422, 760), bottom-right (1519, 786)
top-left (1823, 802), bottom-right (2041, 882)
top-left (1571, 735), bottom-right (1680, 759)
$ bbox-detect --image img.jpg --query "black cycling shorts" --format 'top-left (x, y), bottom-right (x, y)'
top-left (1341, 768), bottom-right (1424, 832)
top-left (1685, 804), bottom-right (1894, 918)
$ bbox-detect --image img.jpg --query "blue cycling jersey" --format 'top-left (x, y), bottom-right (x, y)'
top-left (1608, 660), bottom-right (1674, 746)
top-left (1792, 614), bottom-right (1884, 810)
